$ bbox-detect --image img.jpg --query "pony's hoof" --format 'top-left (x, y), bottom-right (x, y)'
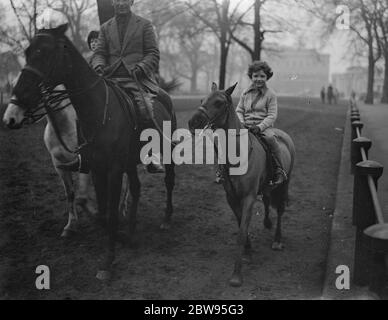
top-left (264, 218), bottom-right (273, 230)
top-left (96, 270), bottom-right (111, 281)
top-left (229, 274), bottom-right (243, 287)
top-left (160, 222), bottom-right (171, 230)
top-left (272, 242), bottom-right (284, 251)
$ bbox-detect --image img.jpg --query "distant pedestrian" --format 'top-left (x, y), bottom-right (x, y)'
top-left (351, 90), bottom-right (356, 101)
top-left (327, 85), bottom-right (334, 105)
top-left (333, 88), bottom-right (339, 105)
top-left (320, 86), bottom-right (326, 104)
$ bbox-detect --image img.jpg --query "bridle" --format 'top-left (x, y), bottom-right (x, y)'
top-left (15, 31), bottom-right (107, 154)
top-left (197, 94), bottom-right (232, 133)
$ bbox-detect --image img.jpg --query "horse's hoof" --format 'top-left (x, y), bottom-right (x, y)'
top-left (61, 229), bottom-right (76, 238)
top-left (117, 232), bottom-right (136, 248)
top-left (160, 222), bottom-right (171, 230)
top-left (96, 270), bottom-right (111, 281)
top-left (272, 242), bottom-right (285, 251)
top-left (229, 274), bottom-right (243, 287)
top-left (264, 219), bottom-right (273, 230)
top-left (242, 253), bottom-right (252, 264)
top-left (94, 217), bottom-right (107, 228)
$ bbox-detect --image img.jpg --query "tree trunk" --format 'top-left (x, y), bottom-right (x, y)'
top-left (381, 53), bottom-right (388, 103)
top-left (253, 0), bottom-right (262, 61)
top-left (218, 0), bottom-right (230, 90)
top-left (190, 68), bottom-right (198, 93)
top-left (365, 52), bottom-right (375, 105)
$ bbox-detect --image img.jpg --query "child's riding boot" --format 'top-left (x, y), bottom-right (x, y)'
top-left (269, 139), bottom-right (287, 186)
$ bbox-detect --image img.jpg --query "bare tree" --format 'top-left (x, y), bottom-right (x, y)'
top-left (296, 0), bottom-right (382, 104)
top-left (229, 0), bottom-right (291, 61)
top-left (46, 0), bottom-right (96, 53)
top-left (374, 0), bottom-right (388, 103)
top-left (185, 0), bottom-right (249, 89)
top-left (162, 12), bottom-right (210, 92)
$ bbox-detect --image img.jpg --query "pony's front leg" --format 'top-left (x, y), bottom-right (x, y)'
top-left (229, 194), bottom-right (255, 287)
top-left (55, 167), bottom-right (78, 238)
top-left (96, 165), bottom-right (123, 281)
top-left (161, 163), bottom-right (175, 230)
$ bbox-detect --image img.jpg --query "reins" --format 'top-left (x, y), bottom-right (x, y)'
top-left (18, 32), bottom-right (108, 155)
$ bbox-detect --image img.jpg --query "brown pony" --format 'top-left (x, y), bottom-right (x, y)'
top-left (10, 25), bottom-right (176, 281)
top-left (189, 83), bottom-right (296, 287)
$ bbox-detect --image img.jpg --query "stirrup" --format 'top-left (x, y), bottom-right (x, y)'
top-left (270, 168), bottom-right (288, 186)
top-left (146, 163), bottom-right (165, 174)
top-left (215, 168), bottom-right (225, 184)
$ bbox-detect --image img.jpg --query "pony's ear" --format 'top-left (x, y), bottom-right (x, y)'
top-left (225, 82), bottom-right (238, 96)
top-left (211, 82), bottom-right (218, 92)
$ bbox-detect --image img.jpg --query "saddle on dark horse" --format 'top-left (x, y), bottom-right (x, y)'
top-left (60, 79), bottom-right (175, 174)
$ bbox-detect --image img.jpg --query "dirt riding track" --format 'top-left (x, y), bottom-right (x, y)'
top-left (0, 97), bottom-right (347, 300)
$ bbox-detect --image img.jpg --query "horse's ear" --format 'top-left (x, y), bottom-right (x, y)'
top-left (211, 82), bottom-right (218, 92)
top-left (225, 82), bottom-right (238, 96)
top-left (54, 23), bottom-right (69, 35)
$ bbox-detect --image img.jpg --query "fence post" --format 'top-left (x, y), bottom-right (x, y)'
top-left (351, 137), bottom-right (371, 174)
top-left (353, 160), bottom-right (384, 286)
top-left (351, 114), bottom-right (361, 122)
top-left (350, 121), bottom-right (364, 174)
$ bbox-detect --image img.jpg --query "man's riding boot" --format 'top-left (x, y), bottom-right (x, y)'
top-left (145, 152), bottom-right (165, 174)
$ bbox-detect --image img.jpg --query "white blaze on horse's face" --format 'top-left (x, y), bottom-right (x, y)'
top-left (3, 98), bottom-right (26, 129)
top-left (3, 73), bottom-right (25, 129)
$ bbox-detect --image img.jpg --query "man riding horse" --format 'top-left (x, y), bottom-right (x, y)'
top-left (60, 0), bottom-right (165, 174)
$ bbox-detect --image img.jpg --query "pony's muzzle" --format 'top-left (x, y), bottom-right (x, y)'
top-left (188, 112), bottom-right (207, 134)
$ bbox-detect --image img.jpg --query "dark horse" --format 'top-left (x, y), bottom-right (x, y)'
top-left (11, 25), bottom-right (176, 280)
top-left (189, 83), bottom-right (296, 287)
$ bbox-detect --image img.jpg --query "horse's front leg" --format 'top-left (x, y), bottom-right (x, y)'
top-left (161, 163), bottom-right (175, 230)
top-left (229, 194), bottom-right (255, 287)
top-left (127, 166), bottom-right (140, 235)
top-left (96, 164), bottom-right (123, 281)
top-left (92, 170), bottom-right (107, 227)
top-left (55, 167), bottom-right (78, 238)
top-left (76, 173), bottom-right (95, 215)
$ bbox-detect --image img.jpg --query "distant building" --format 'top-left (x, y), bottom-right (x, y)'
top-left (263, 47), bottom-right (330, 97)
top-left (332, 66), bottom-right (384, 99)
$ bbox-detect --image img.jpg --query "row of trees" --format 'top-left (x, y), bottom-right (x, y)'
top-left (136, 0), bottom-right (292, 90)
top-left (297, 0), bottom-right (388, 104)
top-left (0, 0), bottom-right (293, 92)
top-left (0, 0), bottom-right (97, 55)
top-left (2, 0), bottom-right (386, 101)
